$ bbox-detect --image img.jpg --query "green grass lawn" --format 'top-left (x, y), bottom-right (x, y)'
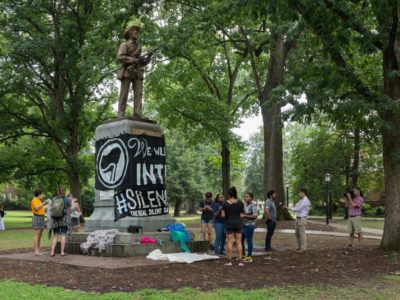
top-left (1, 278), bottom-right (400, 300)
top-left (3, 210), bottom-right (34, 229)
top-left (0, 229), bottom-right (51, 250)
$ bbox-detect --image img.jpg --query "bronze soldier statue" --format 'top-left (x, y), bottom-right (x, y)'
top-left (117, 25), bottom-right (152, 118)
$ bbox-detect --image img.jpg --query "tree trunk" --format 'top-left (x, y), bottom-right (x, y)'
top-left (68, 169), bottom-right (81, 199)
top-left (185, 198), bottom-right (197, 214)
top-left (174, 199), bottom-right (182, 217)
top-left (259, 33), bottom-right (290, 220)
top-left (351, 128), bottom-right (361, 187)
top-left (380, 47), bottom-right (400, 250)
top-left (221, 138), bottom-right (231, 198)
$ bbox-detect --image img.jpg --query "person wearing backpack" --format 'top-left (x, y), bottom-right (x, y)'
top-left (241, 193), bottom-right (259, 263)
top-left (50, 188), bottom-right (71, 257)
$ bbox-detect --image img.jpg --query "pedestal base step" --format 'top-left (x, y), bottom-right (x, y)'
top-left (67, 231), bottom-right (195, 244)
top-left (65, 240), bottom-right (210, 257)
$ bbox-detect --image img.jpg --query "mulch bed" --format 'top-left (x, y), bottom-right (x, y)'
top-left (0, 234), bottom-right (399, 293)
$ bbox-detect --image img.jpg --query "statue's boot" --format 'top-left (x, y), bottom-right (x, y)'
top-left (133, 113), bottom-right (149, 120)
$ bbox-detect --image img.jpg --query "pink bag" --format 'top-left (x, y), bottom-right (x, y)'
top-left (140, 236), bottom-right (158, 244)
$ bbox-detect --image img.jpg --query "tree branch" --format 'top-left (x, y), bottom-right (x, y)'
top-left (180, 54), bottom-right (222, 100)
top-left (239, 26), bottom-right (262, 95)
top-left (323, 0), bottom-right (383, 50)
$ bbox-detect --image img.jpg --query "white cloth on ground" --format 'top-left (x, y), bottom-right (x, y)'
top-left (80, 229), bottom-right (119, 254)
top-left (146, 249), bottom-right (219, 264)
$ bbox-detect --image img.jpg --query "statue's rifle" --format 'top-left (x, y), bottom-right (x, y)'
top-left (139, 42), bottom-right (168, 63)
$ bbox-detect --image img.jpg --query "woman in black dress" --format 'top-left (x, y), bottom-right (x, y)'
top-left (221, 186), bottom-right (245, 266)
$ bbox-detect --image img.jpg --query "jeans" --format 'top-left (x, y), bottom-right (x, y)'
top-left (265, 220), bottom-right (276, 250)
top-left (213, 222), bottom-right (226, 254)
top-left (241, 224), bottom-right (255, 256)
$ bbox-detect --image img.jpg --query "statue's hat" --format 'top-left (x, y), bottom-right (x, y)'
top-left (124, 25), bottom-right (141, 40)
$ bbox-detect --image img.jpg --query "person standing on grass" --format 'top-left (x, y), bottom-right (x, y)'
top-left (0, 204), bottom-right (5, 231)
top-left (345, 187), bottom-right (365, 249)
top-left (50, 188), bottom-right (71, 257)
top-left (221, 186), bottom-right (245, 267)
top-left (241, 192), bottom-right (259, 263)
top-left (199, 192), bottom-right (214, 243)
top-left (285, 188), bottom-right (310, 253)
top-left (212, 194), bottom-right (226, 255)
top-left (264, 190), bottom-right (277, 252)
top-left (31, 189), bottom-right (49, 255)
top-left (69, 194), bottom-right (81, 233)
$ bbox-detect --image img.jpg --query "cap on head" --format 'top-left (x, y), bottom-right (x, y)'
top-left (124, 25), bottom-right (141, 40)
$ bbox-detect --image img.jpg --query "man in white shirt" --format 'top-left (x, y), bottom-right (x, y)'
top-left (285, 188), bottom-right (310, 252)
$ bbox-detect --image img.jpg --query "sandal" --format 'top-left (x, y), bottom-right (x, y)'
top-left (238, 262), bottom-right (244, 267)
top-left (50, 253), bottom-right (55, 257)
top-left (224, 261), bottom-right (233, 266)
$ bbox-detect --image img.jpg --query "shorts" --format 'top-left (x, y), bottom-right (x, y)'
top-left (225, 228), bottom-right (243, 234)
top-left (71, 217), bottom-right (80, 228)
top-left (201, 218), bottom-right (214, 224)
top-left (32, 215), bottom-right (45, 229)
top-left (348, 216), bottom-right (362, 235)
top-left (53, 226), bottom-right (68, 236)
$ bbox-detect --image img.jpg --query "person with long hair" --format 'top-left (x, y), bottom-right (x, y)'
top-left (241, 192), bottom-right (259, 263)
top-left (221, 186), bottom-right (245, 266)
top-left (69, 194), bottom-right (81, 233)
top-left (50, 188), bottom-right (71, 257)
top-left (212, 193), bottom-right (226, 255)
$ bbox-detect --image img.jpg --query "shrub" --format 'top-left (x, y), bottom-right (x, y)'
top-left (80, 187), bottom-right (95, 217)
top-left (375, 206), bottom-right (385, 216)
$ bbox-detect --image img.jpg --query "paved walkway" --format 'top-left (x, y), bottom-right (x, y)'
top-left (254, 228), bottom-right (381, 240)
top-left (311, 220), bottom-right (384, 236)
top-left (0, 252), bottom-right (170, 269)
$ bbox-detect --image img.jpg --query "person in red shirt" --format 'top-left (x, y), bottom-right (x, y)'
top-left (345, 187), bottom-right (365, 249)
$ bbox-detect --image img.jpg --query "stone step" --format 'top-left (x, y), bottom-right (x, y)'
top-left (67, 231), bottom-right (195, 244)
top-left (65, 240), bottom-right (210, 257)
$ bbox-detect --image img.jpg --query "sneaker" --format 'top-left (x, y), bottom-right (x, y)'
top-left (243, 256), bottom-right (253, 263)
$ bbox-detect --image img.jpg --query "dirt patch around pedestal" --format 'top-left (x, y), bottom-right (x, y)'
top-left (0, 233), bottom-right (399, 293)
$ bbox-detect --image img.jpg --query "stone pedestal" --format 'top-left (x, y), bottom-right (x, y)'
top-left (85, 118), bottom-right (175, 232)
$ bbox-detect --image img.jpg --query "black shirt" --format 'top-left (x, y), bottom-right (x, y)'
top-left (222, 200), bottom-right (244, 230)
top-left (200, 199), bottom-right (214, 221)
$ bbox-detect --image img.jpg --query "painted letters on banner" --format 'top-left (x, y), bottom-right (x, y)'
top-left (95, 134), bottom-right (168, 220)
